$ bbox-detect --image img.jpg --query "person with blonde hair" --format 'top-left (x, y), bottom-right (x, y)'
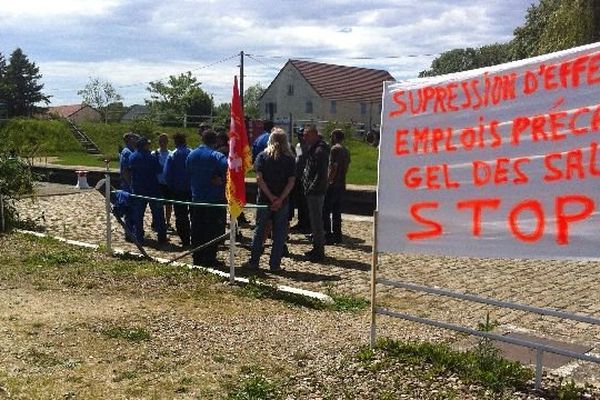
top-left (243, 127), bottom-right (296, 272)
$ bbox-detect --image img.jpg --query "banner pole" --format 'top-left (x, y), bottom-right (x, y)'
top-left (105, 163), bottom-right (112, 255)
top-left (229, 216), bottom-right (236, 284)
top-left (370, 210), bottom-right (379, 349)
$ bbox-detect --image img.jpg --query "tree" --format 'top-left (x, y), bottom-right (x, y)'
top-left (511, 0), bottom-right (596, 59)
top-left (145, 72), bottom-right (213, 126)
top-left (420, 0), bottom-right (600, 78)
top-left (212, 102), bottom-right (231, 129)
top-left (77, 77), bottom-right (123, 123)
top-left (4, 48), bottom-right (49, 117)
top-left (243, 83), bottom-right (265, 119)
top-left (0, 52), bottom-right (8, 120)
top-left (419, 43), bottom-right (512, 77)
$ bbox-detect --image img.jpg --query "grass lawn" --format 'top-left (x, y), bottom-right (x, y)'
top-left (3, 120), bottom-right (378, 183)
top-left (70, 122), bottom-right (379, 184)
top-left (0, 232), bottom-right (586, 399)
top-left (53, 152), bottom-right (111, 168)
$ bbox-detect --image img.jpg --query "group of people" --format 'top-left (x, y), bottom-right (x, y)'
top-left (117, 120), bottom-right (350, 271)
top-left (244, 121), bottom-right (350, 270)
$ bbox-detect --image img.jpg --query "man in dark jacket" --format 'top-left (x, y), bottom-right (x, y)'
top-left (186, 129), bottom-right (227, 267)
top-left (128, 137), bottom-right (167, 245)
top-left (164, 132), bottom-right (191, 247)
top-left (302, 124), bottom-right (330, 262)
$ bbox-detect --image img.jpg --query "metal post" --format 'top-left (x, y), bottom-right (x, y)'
top-left (183, 114), bottom-right (187, 128)
top-left (535, 349), bottom-right (543, 390)
top-left (229, 216), bottom-right (237, 284)
top-left (240, 51), bottom-right (244, 112)
top-left (105, 163), bottom-right (112, 255)
top-left (370, 210), bottom-right (379, 348)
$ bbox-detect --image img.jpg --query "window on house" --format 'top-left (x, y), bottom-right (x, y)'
top-left (287, 84), bottom-right (294, 95)
top-left (266, 102), bottom-right (277, 118)
top-left (360, 102), bottom-right (367, 115)
top-left (330, 100), bottom-right (337, 114)
top-left (305, 101), bottom-right (313, 114)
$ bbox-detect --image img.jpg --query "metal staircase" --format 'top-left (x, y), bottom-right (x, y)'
top-left (67, 119), bottom-right (101, 154)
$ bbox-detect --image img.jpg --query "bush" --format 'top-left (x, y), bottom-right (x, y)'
top-left (0, 154), bottom-right (35, 230)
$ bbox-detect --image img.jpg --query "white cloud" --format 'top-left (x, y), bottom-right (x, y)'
top-left (0, 0), bottom-right (535, 106)
top-left (0, 0), bottom-right (121, 18)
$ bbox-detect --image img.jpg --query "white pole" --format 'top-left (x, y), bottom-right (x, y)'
top-left (370, 210), bottom-right (379, 349)
top-left (105, 169), bottom-right (112, 255)
top-left (229, 216), bottom-right (236, 284)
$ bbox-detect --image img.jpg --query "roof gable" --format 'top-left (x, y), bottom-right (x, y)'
top-left (289, 59), bottom-right (395, 102)
top-left (47, 104), bottom-right (88, 118)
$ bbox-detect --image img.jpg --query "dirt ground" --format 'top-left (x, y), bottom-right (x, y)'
top-left (10, 184), bottom-right (600, 389)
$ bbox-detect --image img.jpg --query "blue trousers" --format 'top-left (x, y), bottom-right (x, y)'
top-left (130, 197), bottom-right (166, 244)
top-left (250, 203), bottom-right (289, 269)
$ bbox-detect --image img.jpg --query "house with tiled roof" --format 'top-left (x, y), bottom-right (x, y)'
top-left (259, 59), bottom-right (394, 130)
top-left (46, 104), bottom-right (101, 123)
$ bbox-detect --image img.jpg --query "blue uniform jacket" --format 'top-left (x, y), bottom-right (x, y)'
top-left (252, 131), bottom-right (269, 162)
top-left (128, 149), bottom-right (162, 196)
top-left (165, 145), bottom-right (191, 194)
top-left (186, 145), bottom-right (227, 203)
top-left (119, 146), bottom-right (134, 190)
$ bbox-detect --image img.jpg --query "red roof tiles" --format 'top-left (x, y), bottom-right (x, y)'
top-left (47, 104), bottom-right (86, 118)
top-left (290, 59), bottom-right (394, 102)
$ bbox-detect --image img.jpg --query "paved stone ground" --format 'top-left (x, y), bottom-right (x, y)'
top-left (12, 184), bottom-right (600, 383)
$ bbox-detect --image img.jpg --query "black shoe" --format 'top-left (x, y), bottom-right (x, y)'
top-left (282, 244), bottom-right (290, 257)
top-left (241, 261), bottom-right (259, 271)
top-left (269, 266), bottom-right (284, 273)
top-left (304, 249), bottom-right (324, 262)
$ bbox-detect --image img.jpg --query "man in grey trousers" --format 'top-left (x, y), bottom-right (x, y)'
top-left (301, 124), bottom-right (330, 262)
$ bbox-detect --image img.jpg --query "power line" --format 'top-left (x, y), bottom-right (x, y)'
top-left (46, 53), bottom-right (240, 93)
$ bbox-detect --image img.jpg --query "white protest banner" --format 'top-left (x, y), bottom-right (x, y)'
top-left (377, 42), bottom-right (600, 260)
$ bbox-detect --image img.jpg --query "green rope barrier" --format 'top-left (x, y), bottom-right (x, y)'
top-left (111, 191), bottom-right (268, 209)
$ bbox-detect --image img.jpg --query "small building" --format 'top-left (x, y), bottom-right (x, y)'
top-left (121, 104), bottom-right (149, 122)
top-left (259, 59), bottom-right (395, 131)
top-left (46, 104), bottom-right (101, 123)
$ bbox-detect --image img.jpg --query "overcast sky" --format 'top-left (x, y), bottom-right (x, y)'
top-left (0, 0), bottom-right (537, 106)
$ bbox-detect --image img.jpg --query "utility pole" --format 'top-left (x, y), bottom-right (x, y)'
top-left (239, 50), bottom-right (244, 112)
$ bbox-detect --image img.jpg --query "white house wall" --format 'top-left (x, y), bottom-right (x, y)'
top-left (259, 62), bottom-right (382, 129)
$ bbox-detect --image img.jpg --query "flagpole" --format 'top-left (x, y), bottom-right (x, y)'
top-left (229, 216), bottom-right (236, 284)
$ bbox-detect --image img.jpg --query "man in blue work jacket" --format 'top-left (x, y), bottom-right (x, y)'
top-left (164, 132), bottom-right (191, 247)
top-left (119, 132), bottom-right (139, 238)
top-left (128, 137), bottom-right (167, 245)
top-left (186, 129), bottom-right (227, 267)
top-left (251, 120), bottom-right (274, 162)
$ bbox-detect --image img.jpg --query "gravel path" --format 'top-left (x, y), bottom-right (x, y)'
top-left (13, 184), bottom-right (600, 384)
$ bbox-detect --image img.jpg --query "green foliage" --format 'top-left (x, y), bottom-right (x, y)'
top-left (512, 0), bottom-right (597, 59)
top-left (419, 43), bottom-right (513, 77)
top-left (243, 83), bottom-right (265, 119)
top-left (421, 0), bottom-right (600, 77)
top-left (0, 118), bottom-right (81, 158)
top-left (226, 366), bottom-right (282, 400)
top-left (26, 250), bottom-right (83, 266)
top-left (328, 291), bottom-right (369, 312)
top-left (101, 326), bottom-right (151, 342)
top-left (556, 378), bottom-right (587, 399)
top-left (213, 102), bottom-right (231, 129)
top-left (77, 77), bottom-right (122, 122)
top-left (3, 48), bottom-right (49, 117)
top-left (0, 154), bottom-right (35, 230)
top-left (375, 337), bottom-right (533, 393)
top-left (146, 72), bottom-right (214, 126)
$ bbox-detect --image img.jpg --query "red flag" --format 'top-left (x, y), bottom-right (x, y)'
top-left (226, 76), bottom-right (252, 219)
